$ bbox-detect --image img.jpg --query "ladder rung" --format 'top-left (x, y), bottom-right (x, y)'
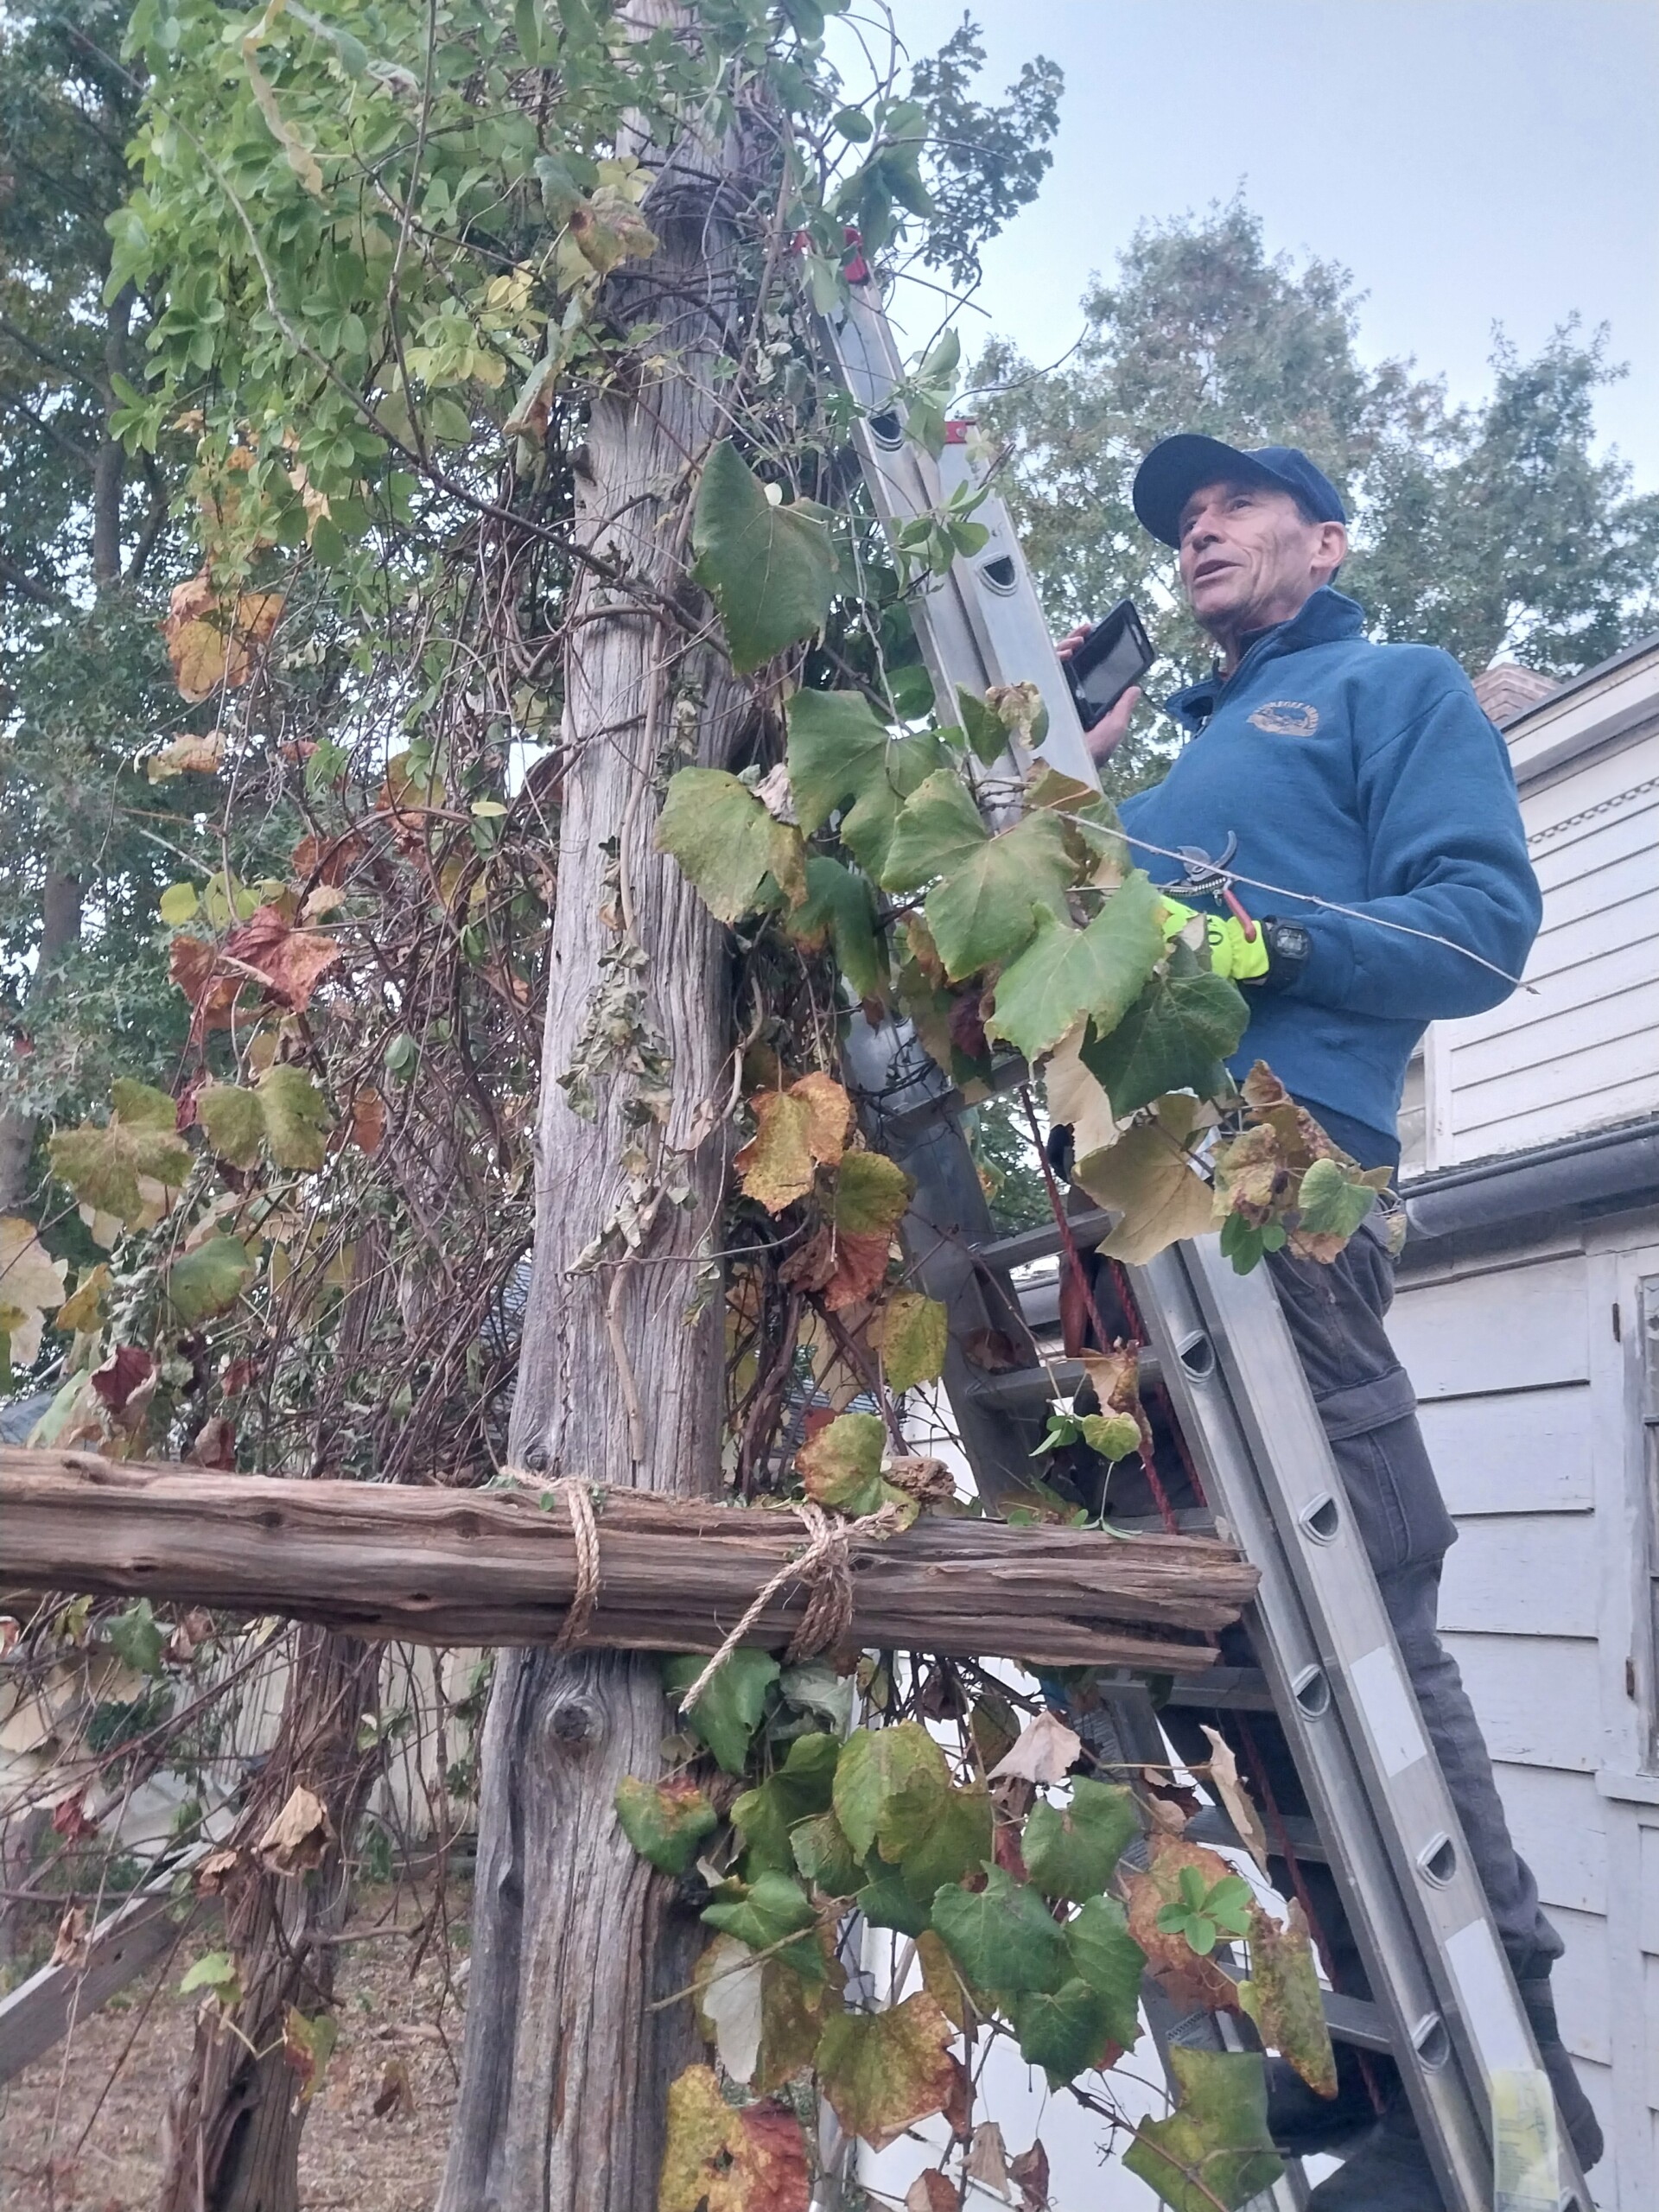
top-left (882, 1053), bottom-right (1028, 1139)
top-left (974, 1208), bottom-right (1116, 1272)
top-left (965, 1350), bottom-right (1165, 1408)
top-left (1186, 1803), bottom-right (1328, 1866)
top-left (1322, 1991), bottom-right (1394, 2053)
top-left (1162, 1667), bottom-right (1276, 1712)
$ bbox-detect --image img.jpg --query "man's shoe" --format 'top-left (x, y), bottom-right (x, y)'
top-left (1303, 2109), bottom-right (1444, 2210)
top-left (1518, 1977), bottom-right (1604, 2171)
top-left (1265, 2050), bottom-right (1387, 2158)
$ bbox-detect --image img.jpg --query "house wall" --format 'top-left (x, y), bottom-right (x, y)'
top-left (1389, 1198), bottom-right (1659, 2209)
top-left (1422, 645), bottom-right (1659, 1168)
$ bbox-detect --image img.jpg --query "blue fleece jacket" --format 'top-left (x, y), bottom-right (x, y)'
top-left (1116, 588), bottom-right (1541, 1167)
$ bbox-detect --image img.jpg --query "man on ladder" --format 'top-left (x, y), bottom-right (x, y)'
top-left (1060, 433), bottom-right (1602, 2204)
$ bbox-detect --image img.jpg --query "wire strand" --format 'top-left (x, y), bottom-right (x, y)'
top-left (1057, 812), bottom-right (1538, 995)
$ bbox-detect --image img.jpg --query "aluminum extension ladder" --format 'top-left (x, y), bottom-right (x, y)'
top-left (822, 275), bottom-right (1592, 2212)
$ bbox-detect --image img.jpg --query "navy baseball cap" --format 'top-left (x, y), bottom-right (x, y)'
top-left (1132, 435), bottom-right (1346, 547)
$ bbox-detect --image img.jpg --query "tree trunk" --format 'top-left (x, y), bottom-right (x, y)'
top-left (159, 1628), bottom-right (380, 2212)
top-left (441, 34), bottom-right (755, 2212)
top-left (91, 287), bottom-right (133, 590)
top-left (0, 868), bottom-right (83, 1214)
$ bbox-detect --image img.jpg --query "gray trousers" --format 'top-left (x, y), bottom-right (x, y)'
top-left (1266, 1220), bottom-right (1563, 1980)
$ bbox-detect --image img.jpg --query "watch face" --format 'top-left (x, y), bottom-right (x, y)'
top-left (1273, 923), bottom-right (1310, 960)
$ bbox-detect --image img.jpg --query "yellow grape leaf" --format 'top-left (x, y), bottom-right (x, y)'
top-left (815, 1992), bottom-right (958, 2152)
top-left (1240, 1902), bottom-right (1338, 2099)
top-left (54, 1262), bottom-right (109, 1337)
top-left (658, 2063), bottom-right (810, 2212)
top-left (736, 1091), bottom-right (817, 1213)
top-left (788, 1071), bottom-right (852, 1166)
top-left (0, 1218), bottom-right (67, 1365)
top-left (831, 1151), bottom-right (912, 1236)
top-left (162, 570), bottom-right (285, 703)
top-left (1076, 1094), bottom-right (1217, 1267)
top-left (147, 730), bottom-right (225, 781)
top-left (873, 1289), bottom-right (948, 1392)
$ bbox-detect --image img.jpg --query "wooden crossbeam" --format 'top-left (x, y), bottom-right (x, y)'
top-left (0, 1448), bottom-right (1257, 1674)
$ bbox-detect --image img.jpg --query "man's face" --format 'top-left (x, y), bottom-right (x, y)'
top-left (1176, 477), bottom-right (1345, 642)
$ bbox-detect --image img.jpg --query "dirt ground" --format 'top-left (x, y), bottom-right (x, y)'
top-left (0, 1880), bottom-right (470, 2212)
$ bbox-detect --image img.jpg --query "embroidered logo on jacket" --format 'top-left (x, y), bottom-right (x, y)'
top-left (1249, 699), bottom-right (1321, 735)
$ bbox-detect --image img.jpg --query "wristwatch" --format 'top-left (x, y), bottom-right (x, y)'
top-left (1257, 917), bottom-right (1311, 992)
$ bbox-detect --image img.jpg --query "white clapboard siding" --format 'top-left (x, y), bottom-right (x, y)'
top-left (1492, 1763), bottom-right (1608, 1917)
top-left (1415, 1382), bottom-right (1593, 1514)
top-left (1429, 709), bottom-right (1659, 1162)
top-left (1545, 1905), bottom-right (1614, 2066)
top-left (1440, 1632), bottom-right (1600, 1771)
top-left (1388, 1252), bottom-right (1590, 1399)
top-left (1440, 1514), bottom-right (1599, 1637)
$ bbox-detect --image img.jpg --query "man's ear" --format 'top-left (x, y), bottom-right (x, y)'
top-left (1312, 519), bottom-right (1348, 585)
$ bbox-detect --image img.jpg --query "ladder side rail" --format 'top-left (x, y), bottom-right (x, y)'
top-left (1169, 1237), bottom-right (1592, 2211)
top-left (1131, 1242), bottom-right (1496, 2206)
top-left (818, 287), bottom-right (1103, 791)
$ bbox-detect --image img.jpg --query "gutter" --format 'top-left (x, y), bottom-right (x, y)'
top-left (1404, 1116), bottom-right (1659, 1241)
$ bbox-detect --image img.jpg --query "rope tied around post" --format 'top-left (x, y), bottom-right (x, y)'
top-left (677, 1499), bottom-right (899, 1718)
top-left (505, 1470), bottom-right (604, 1654)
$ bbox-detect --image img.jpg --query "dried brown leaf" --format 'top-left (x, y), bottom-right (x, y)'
top-left (257, 1782), bottom-right (334, 1875)
top-left (988, 1711), bottom-right (1081, 1786)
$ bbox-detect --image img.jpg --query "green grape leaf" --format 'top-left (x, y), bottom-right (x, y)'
top-left (855, 1867), bottom-right (934, 1935)
top-left (1294, 1156), bottom-right (1382, 1241)
top-left (691, 441), bottom-right (836, 674)
top-left (833, 1719), bottom-right (951, 1861)
top-left (930, 1861), bottom-right (1069, 2004)
top-left (893, 1783), bottom-right (993, 1904)
top-left (798, 1409), bottom-right (889, 1515)
top-left (664, 1649), bottom-right (781, 1775)
top-left (955, 683), bottom-right (1012, 766)
top-left (840, 732), bottom-right (951, 882)
top-left (815, 1993), bottom-right (958, 2152)
top-left (732, 1732), bottom-right (841, 1875)
top-left (656, 767), bottom-right (807, 925)
top-left (987, 872), bottom-right (1165, 1064)
top-left (702, 1870), bottom-right (824, 1980)
top-left (873, 1288), bottom-right (948, 1392)
top-left (49, 1081), bottom-right (192, 1227)
top-left (613, 1777), bottom-right (720, 1876)
top-left (106, 1598), bottom-right (166, 1678)
top-left (785, 688), bottom-right (890, 835)
top-left (791, 1809), bottom-right (864, 1897)
top-left (1022, 1777), bottom-right (1141, 1903)
top-left (1239, 1904), bottom-right (1338, 2098)
top-left (785, 855), bottom-right (886, 1001)
top-left (257, 1065), bottom-right (335, 1171)
top-left (879, 767), bottom-right (989, 895)
top-left (164, 1236), bottom-right (255, 1327)
top-left (1080, 963), bottom-right (1249, 1118)
top-left (1013, 1975), bottom-right (1124, 2088)
top-left (1065, 1893), bottom-right (1147, 2050)
top-left (1077, 1411), bottom-right (1143, 1461)
top-left (926, 812), bottom-right (1075, 982)
top-left (196, 1084), bottom-right (266, 1170)
top-left (1124, 2046), bottom-right (1283, 2212)
top-left (831, 1150), bottom-right (912, 1236)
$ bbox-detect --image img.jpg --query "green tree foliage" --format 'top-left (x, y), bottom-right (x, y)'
top-left (976, 198), bottom-right (1659, 789)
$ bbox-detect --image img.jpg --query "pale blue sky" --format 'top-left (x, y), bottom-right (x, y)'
top-left (855, 0), bottom-right (1659, 486)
